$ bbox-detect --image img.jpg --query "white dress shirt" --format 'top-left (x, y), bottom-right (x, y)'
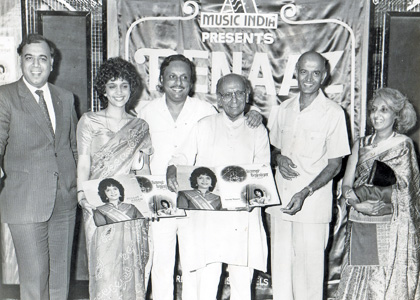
top-left (23, 77), bottom-right (56, 132)
top-left (138, 96), bottom-right (217, 175)
top-left (267, 91), bottom-right (350, 223)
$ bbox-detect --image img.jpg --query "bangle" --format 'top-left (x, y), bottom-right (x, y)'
top-left (344, 189), bottom-right (353, 199)
top-left (345, 197), bottom-right (351, 206)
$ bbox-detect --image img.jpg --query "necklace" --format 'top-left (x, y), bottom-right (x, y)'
top-left (105, 109), bottom-right (127, 133)
top-left (371, 131), bottom-right (395, 148)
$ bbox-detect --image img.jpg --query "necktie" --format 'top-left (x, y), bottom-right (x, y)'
top-left (35, 90), bottom-right (54, 136)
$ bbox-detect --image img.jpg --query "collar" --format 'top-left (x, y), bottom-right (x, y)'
top-left (221, 110), bottom-right (245, 128)
top-left (289, 90), bottom-right (327, 113)
top-left (22, 77), bottom-right (49, 95)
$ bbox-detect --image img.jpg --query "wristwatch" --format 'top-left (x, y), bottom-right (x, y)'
top-left (305, 186), bottom-right (314, 196)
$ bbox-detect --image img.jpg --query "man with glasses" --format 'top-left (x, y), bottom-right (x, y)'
top-left (167, 73), bottom-right (269, 300)
top-left (138, 55), bottom-right (262, 300)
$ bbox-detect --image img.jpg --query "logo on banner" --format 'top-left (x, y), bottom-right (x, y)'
top-left (200, 0), bottom-right (277, 44)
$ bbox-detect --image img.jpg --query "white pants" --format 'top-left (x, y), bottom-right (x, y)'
top-left (151, 217), bottom-right (196, 300)
top-left (196, 263), bottom-right (254, 300)
top-left (270, 215), bottom-right (329, 300)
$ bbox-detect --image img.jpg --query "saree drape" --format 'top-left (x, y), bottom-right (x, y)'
top-left (81, 117), bottom-right (153, 300)
top-left (336, 133), bottom-right (420, 300)
top-left (177, 189), bottom-right (222, 210)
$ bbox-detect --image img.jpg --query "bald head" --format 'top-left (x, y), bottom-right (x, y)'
top-left (295, 51), bottom-right (328, 97)
top-left (216, 73), bottom-right (250, 94)
top-left (296, 51), bottom-right (327, 71)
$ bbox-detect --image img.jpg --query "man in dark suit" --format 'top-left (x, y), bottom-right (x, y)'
top-left (0, 34), bottom-right (78, 300)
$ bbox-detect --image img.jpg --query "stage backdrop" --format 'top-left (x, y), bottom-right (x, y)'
top-left (112, 0), bottom-right (369, 141)
top-left (110, 0), bottom-right (370, 298)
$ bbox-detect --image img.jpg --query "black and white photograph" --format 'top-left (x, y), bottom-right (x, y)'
top-left (1, 0), bottom-right (420, 300)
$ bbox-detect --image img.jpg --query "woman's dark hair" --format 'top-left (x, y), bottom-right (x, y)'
top-left (98, 178), bottom-right (125, 203)
top-left (254, 188), bottom-right (264, 197)
top-left (368, 87), bottom-right (417, 134)
top-left (160, 199), bottom-right (170, 208)
top-left (94, 57), bottom-right (143, 114)
top-left (189, 167), bottom-right (217, 192)
top-left (156, 54), bottom-right (196, 95)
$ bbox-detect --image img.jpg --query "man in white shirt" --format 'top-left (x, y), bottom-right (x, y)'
top-left (166, 73), bottom-right (270, 300)
top-left (266, 51), bottom-right (350, 300)
top-left (138, 55), bottom-right (262, 300)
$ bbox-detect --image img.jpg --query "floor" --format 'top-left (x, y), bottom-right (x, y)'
top-left (0, 281), bottom-right (89, 300)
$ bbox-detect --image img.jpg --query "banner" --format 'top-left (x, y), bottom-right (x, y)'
top-left (113, 0), bottom-right (370, 298)
top-left (115, 0), bottom-right (369, 140)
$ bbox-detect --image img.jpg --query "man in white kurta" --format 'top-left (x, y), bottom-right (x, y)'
top-left (266, 51), bottom-right (350, 300)
top-left (168, 74), bottom-right (269, 300)
top-left (138, 55), bottom-right (262, 300)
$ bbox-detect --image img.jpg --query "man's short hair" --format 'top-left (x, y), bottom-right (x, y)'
top-left (17, 34), bottom-right (56, 59)
top-left (157, 54), bottom-right (196, 89)
top-left (216, 73), bottom-right (251, 94)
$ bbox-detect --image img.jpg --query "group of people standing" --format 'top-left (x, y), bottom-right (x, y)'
top-left (0, 33), bottom-right (419, 300)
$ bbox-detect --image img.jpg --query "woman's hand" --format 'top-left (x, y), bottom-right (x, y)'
top-left (377, 203), bottom-right (393, 216)
top-left (354, 200), bottom-right (387, 216)
top-left (79, 198), bottom-right (95, 215)
top-left (343, 188), bottom-right (360, 207)
top-left (166, 165), bottom-right (178, 192)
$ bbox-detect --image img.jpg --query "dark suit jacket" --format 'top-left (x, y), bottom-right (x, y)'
top-left (0, 78), bottom-right (78, 224)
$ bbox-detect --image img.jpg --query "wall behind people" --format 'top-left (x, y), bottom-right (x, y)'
top-left (0, 0), bottom-right (22, 86)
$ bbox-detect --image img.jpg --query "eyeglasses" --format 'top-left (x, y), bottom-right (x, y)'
top-left (219, 90), bottom-right (247, 101)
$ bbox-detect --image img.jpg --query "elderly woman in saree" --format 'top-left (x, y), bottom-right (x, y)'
top-left (336, 88), bottom-right (420, 299)
top-left (177, 166), bottom-right (222, 210)
top-left (77, 57), bottom-right (153, 299)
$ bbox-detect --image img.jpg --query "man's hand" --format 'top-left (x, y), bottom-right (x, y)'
top-left (275, 154), bottom-right (299, 180)
top-left (166, 165), bottom-right (179, 192)
top-left (244, 110), bottom-right (263, 128)
top-left (281, 189), bottom-right (309, 215)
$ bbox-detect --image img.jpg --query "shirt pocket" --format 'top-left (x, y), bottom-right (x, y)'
top-left (297, 130), bottom-right (326, 159)
top-left (279, 125), bottom-right (294, 149)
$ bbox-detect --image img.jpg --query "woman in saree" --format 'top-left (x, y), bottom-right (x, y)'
top-left (77, 57), bottom-right (153, 299)
top-left (336, 88), bottom-right (420, 299)
top-left (93, 178), bottom-right (143, 226)
top-left (177, 166), bottom-right (222, 210)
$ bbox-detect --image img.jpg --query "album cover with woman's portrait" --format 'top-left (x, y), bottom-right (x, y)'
top-left (135, 175), bottom-right (186, 219)
top-left (82, 174), bottom-right (185, 227)
top-left (176, 164), bottom-right (280, 211)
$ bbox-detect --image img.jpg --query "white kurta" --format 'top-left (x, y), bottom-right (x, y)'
top-left (171, 112), bottom-right (270, 272)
